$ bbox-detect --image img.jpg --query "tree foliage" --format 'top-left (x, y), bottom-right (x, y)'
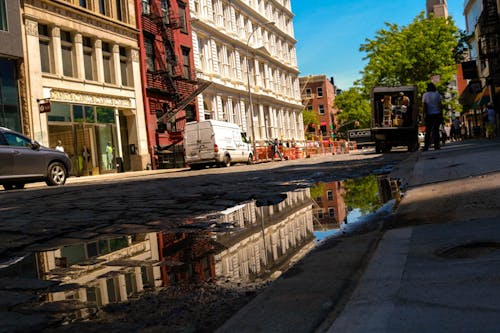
top-left (343, 175), bottom-right (382, 215)
top-left (333, 87), bottom-right (372, 129)
top-left (358, 12), bottom-right (461, 97)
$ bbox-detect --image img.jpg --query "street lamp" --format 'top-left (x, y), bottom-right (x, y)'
top-left (246, 21), bottom-right (275, 161)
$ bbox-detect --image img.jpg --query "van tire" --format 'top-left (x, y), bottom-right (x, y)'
top-left (247, 154), bottom-right (254, 165)
top-left (223, 155), bottom-right (231, 167)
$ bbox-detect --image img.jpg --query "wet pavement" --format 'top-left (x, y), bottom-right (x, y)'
top-left (0, 150), bottom-right (408, 332)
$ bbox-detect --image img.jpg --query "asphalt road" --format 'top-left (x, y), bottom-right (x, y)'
top-left (0, 149), bottom-right (409, 261)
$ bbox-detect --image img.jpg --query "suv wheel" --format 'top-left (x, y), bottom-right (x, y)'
top-left (46, 162), bottom-right (68, 186)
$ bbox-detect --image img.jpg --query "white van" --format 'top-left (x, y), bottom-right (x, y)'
top-left (184, 120), bottom-right (253, 169)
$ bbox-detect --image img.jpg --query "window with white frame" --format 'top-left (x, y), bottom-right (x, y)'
top-left (38, 23), bottom-right (52, 73)
top-left (328, 207), bottom-right (335, 217)
top-left (60, 30), bottom-right (74, 77)
top-left (317, 87), bottom-right (323, 97)
top-left (305, 88), bottom-right (312, 98)
top-left (327, 190), bottom-right (333, 200)
top-left (318, 104), bottom-right (325, 115)
top-left (141, 0), bottom-right (150, 15)
top-left (318, 210), bottom-right (324, 219)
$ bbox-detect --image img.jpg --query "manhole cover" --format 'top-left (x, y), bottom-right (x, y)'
top-left (435, 242), bottom-right (500, 259)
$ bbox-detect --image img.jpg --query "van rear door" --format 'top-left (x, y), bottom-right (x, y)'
top-left (198, 121), bottom-right (215, 160)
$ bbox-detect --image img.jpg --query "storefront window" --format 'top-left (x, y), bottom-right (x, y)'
top-left (0, 59), bottom-right (21, 132)
top-left (96, 106), bottom-right (114, 123)
top-left (48, 103), bottom-right (71, 122)
top-left (85, 106), bottom-right (95, 123)
top-left (73, 105), bottom-right (84, 122)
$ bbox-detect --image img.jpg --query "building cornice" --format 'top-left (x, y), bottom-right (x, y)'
top-left (24, 0), bottom-right (139, 40)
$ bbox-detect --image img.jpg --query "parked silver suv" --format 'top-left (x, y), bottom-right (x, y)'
top-left (0, 127), bottom-right (72, 190)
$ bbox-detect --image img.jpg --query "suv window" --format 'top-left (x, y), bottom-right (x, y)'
top-left (3, 132), bottom-right (32, 147)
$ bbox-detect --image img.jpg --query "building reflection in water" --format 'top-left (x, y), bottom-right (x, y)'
top-left (311, 175), bottom-right (402, 241)
top-left (0, 188), bottom-right (316, 325)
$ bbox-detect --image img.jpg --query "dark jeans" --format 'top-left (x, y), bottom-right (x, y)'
top-left (424, 114), bottom-right (442, 150)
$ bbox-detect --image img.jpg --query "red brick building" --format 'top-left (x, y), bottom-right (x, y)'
top-left (312, 181), bottom-right (347, 230)
top-left (300, 75), bottom-right (339, 144)
top-left (136, 0), bottom-right (208, 168)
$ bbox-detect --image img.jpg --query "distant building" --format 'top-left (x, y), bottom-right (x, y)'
top-left (299, 75), bottom-right (339, 142)
top-left (189, 0), bottom-right (304, 148)
top-left (426, 0), bottom-right (448, 18)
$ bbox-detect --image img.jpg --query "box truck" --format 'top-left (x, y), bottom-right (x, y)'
top-left (184, 120), bottom-right (253, 169)
top-left (371, 85), bottom-right (419, 153)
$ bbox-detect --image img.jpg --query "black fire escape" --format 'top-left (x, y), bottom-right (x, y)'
top-left (146, 0), bottom-right (211, 167)
top-left (149, 0), bottom-right (210, 139)
top-left (478, 0), bottom-right (500, 105)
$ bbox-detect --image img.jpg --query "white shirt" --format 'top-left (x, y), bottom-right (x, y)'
top-left (422, 91), bottom-right (442, 115)
top-left (55, 145), bottom-right (64, 152)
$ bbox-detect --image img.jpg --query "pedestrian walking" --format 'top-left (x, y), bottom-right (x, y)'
top-left (55, 140), bottom-right (64, 152)
top-left (422, 82), bottom-right (444, 151)
top-left (486, 103), bottom-right (496, 139)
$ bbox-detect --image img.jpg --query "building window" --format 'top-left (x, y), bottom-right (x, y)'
top-left (181, 47), bottom-right (191, 79)
top-left (60, 30), bottom-right (74, 77)
top-left (178, 2), bottom-right (187, 33)
top-left (307, 105), bottom-right (312, 111)
top-left (318, 210), bottom-right (324, 219)
top-left (318, 104), bottom-right (325, 115)
top-left (83, 37), bottom-right (94, 80)
top-left (328, 207), bottom-right (335, 217)
top-left (38, 24), bottom-right (52, 73)
top-left (160, 0), bottom-right (169, 22)
top-left (144, 36), bottom-right (155, 72)
top-left (305, 88), bottom-right (311, 98)
top-left (317, 87), bottom-right (323, 97)
top-left (327, 190), bottom-right (333, 200)
top-left (119, 46), bottom-right (129, 86)
top-left (141, 0), bottom-right (150, 15)
top-left (102, 42), bottom-right (112, 83)
top-left (98, 0), bottom-right (107, 15)
top-left (0, 0), bottom-right (7, 31)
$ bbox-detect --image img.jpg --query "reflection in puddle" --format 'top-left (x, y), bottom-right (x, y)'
top-left (311, 175), bottom-right (402, 241)
top-left (0, 175), bottom-right (401, 330)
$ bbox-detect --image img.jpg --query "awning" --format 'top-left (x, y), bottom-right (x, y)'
top-left (459, 81), bottom-right (481, 107)
top-left (473, 86), bottom-right (491, 106)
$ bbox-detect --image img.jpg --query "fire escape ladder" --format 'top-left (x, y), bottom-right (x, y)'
top-left (157, 80), bottom-right (212, 123)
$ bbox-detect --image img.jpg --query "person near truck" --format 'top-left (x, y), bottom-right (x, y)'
top-left (422, 82), bottom-right (443, 151)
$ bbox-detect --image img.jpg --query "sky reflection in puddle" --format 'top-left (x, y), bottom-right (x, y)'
top-left (0, 174), bottom-right (401, 330)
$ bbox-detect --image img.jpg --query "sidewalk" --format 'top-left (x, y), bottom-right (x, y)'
top-left (217, 139), bottom-right (500, 333)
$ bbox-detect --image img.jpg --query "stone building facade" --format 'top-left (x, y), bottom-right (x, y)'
top-left (188, 0), bottom-right (304, 148)
top-left (22, 0), bottom-right (149, 175)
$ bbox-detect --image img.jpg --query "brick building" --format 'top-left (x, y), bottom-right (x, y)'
top-left (137, 0), bottom-right (209, 169)
top-left (299, 75), bottom-right (339, 143)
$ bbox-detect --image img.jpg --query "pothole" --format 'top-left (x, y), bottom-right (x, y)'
top-left (435, 242), bottom-right (500, 259)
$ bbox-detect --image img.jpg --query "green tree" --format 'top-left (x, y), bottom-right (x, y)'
top-left (302, 109), bottom-right (319, 139)
top-left (334, 87), bottom-right (372, 129)
top-left (343, 175), bottom-right (382, 215)
top-left (358, 12), bottom-right (462, 98)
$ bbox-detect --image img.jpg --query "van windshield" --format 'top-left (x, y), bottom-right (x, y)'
top-left (241, 133), bottom-right (251, 144)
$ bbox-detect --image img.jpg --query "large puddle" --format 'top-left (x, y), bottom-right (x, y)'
top-left (0, 174), bottom-right (402, 331)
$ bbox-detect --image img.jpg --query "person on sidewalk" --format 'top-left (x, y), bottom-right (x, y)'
top-left (422, 82), bottom-right (444, 151)
top-left (485, 103), bottom-right (496, 139)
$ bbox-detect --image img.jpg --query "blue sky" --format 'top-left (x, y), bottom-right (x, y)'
top-left (293, 1), bottom-right (466, 90)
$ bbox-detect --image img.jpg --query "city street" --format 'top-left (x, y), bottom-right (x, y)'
top-left (0, 148), bottom-right (409, 332)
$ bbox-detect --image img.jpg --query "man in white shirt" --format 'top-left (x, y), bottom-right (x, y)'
top-left (422, 82), bottom-right (443, 151)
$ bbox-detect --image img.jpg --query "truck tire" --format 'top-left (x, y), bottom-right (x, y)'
top-left (247, 154), bottom-right (254, 165)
